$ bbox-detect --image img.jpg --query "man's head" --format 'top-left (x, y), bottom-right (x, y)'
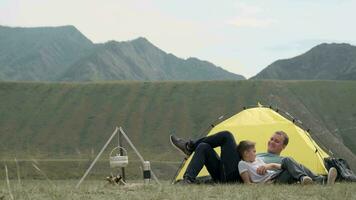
top-left (267, 131), bottom-right (289, 155)
top-left (237, 140), bottom-right (256, 162)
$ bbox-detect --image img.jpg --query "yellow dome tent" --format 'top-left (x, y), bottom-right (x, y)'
top-left (174, 105), bottom-right (330, 182)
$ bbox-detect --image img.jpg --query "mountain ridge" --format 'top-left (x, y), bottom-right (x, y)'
top-left (252, 43), bottom-right (356, 80)
top-left (0, 25), bottom-right (245, 81)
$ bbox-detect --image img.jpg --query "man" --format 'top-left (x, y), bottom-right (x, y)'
top-left (171, 131), bottom-right (336, 184)
top-left (237, 140), bottom-right (337, 185)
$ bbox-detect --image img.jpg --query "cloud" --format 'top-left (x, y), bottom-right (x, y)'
top-left (226, 17), bottom-right (276, 28)
top-left (225, 1), bottom-right (276, 28)
top-left (233, 1), bottom-right (262, 16)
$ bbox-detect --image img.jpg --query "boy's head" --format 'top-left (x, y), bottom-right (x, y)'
top-left (237, 140), bottom-right (256, 162)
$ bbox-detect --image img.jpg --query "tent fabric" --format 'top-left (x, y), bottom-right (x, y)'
top-left (175, 106), bottom-right (330, 182)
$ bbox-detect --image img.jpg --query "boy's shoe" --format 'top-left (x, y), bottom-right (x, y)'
top-left (327, 167), bottom-right (337, 185)
top-left (170, 135), bottom-right (192, 156)
top-left (301, 176), bottom-right (313, 185)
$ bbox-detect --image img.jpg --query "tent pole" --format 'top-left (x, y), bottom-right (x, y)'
top-left (75, 127), bottom-right (119, 188)
top-left (118, 127), bottom-right (161, 185)
top-left (171, 157), bottom-right (187, 184)
top-left (118, 130), bottom-right (126, 181)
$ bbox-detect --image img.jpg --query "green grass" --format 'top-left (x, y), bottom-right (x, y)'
top-left (0, 180), bottom-right (355, 200)
top-left (0, 159), bottom-right (180, 180)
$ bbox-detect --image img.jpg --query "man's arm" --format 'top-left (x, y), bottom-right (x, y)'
top-left (240, 171), bottom-right (252, 184)
top-left (265, 163), bottom-right (281, 170)
top-left (256, 163), bottom-right (281, 175)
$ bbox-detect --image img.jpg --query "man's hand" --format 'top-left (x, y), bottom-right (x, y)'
top-left (256, 165), bottom-right (267, 175)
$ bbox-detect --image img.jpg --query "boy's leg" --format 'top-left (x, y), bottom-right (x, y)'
top-left (184, 143), bottom-right (221, 182)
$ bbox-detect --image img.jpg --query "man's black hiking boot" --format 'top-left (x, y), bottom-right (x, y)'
top-left (170, 135), bottom-right (192, 156)
top-left (175, 178), bottom-right (195, 185)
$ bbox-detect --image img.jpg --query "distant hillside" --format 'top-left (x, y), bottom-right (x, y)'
top-left (0, 25), bottom-right (244, 81)
top-left (0, 25), bottom-right (94, 81)
top-left (252, 43), bottom-right (356, 80)
top-left (0, 80), bottom-right (355, 171)
top-left (60, 38), bottom-right (244, 81)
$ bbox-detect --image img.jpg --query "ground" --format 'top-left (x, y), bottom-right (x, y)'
top-left (0, 180), bottom-right (355, 200)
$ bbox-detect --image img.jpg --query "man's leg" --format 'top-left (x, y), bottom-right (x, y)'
top-left (272, 170), bottom-right (298, 184)
top-left (189, 131), bottom-right (235, 150)
top-left (184, 142), bottom-right (221, 182)
top-left (278, 157), bottom-right (325, 184)
top-left (190, 131), bottom-right (241, 182)
top-left (172, 131), bottom-right (241, 182)
top-left (171, 131), bottom-right (238, 154)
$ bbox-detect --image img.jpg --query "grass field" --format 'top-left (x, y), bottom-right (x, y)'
top-left (1, 80), bottom-right (356, 199)
top-left (0, 180), bottom-right (355, 200)
top-left (1, 159), bottom-right (180, 180)
top-left (1, 80), bottom-right (356, 172)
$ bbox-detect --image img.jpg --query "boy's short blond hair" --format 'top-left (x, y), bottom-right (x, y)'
top-left (237, 140), bottom-right (256, 157)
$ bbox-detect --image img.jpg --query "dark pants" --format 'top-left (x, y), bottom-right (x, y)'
top-left (183, 131), bottom-right (241, 183)
top-left (273, 157), bottom-right (326, 184)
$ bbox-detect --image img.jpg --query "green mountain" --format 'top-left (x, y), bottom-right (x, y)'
top-left (0, 81), bottom-right (355, 171)
top-left (0, 25), bottom-right (244, 81)
top-left (60, 38), bottom-right (244, 81)
top-left (0, 25), bottom-right (94, 81)
top-left (252, 43), bottom-right (356, 80)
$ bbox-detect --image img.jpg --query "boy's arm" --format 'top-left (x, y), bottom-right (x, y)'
top-left (240, 171), bottom-right (252, 184)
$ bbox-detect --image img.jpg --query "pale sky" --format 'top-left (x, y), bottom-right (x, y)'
top-left (1, 0), bottom-right (356, 78)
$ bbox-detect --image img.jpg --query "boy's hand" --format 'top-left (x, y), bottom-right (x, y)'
top-left (256, 165), bottom-right (267, 175)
